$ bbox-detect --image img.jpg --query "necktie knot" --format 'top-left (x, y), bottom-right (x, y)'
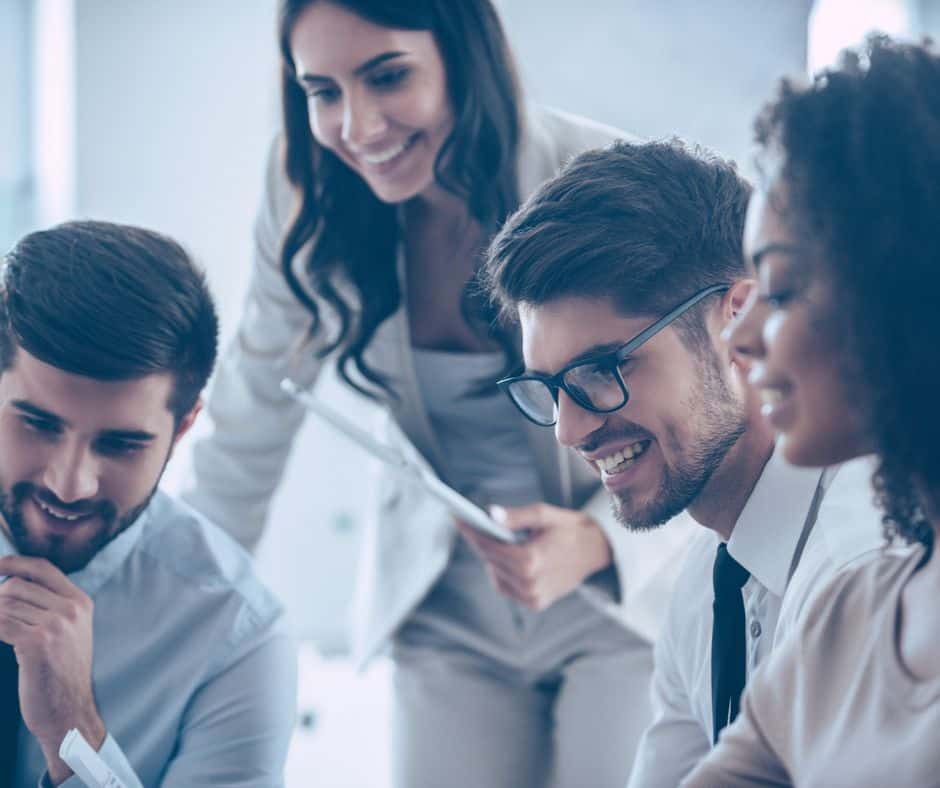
top-left (713, 542), bottom-right (750, 595)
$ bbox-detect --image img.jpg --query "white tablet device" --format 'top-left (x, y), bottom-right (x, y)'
top-left (280, 378), bottom-right (522, 544)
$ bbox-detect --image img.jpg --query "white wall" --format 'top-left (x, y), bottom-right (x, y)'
top-left (72, 1), bottom-right (814, 649)
top-left (497, 0), bottom-right (812, 173)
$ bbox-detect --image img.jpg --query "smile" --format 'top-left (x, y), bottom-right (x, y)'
top-left (595, 440), bottom-right (651, 474)
top-left (359, 133), bottom-right (419, 166)
top-left (35, 497), bottom-right (92, 523)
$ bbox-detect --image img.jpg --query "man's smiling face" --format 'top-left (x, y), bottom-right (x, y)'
top-left (519, 296), bottom-right (747, 529)
top-left (0, 347), bottom-right (186, 573)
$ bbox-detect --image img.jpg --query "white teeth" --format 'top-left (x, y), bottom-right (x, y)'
top-left (596, 441), bottom-right (648, 473)
top-left (37, 499), bottom-right (83, 521)
top-left (361, 136), bottom-right (414, 165)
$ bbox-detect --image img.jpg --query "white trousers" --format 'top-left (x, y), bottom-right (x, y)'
top-left (390, 539), bottom-right (654, 788)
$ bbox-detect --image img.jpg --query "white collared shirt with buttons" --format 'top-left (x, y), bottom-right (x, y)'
top-left (626, 452), bottom-right (886, 788)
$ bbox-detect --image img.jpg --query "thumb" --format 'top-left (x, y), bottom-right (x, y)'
top-left (489, 502), bottom-right (554, 531)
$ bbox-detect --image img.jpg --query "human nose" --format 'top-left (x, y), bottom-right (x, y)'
top-left (341, 87), bottom-right (387, 147)
top-left (724, 289), bottom-right (766, 363)
top-left (42, 440), bottom-right (99, 503)
top-left (554, 390), bottom-right (606, 448)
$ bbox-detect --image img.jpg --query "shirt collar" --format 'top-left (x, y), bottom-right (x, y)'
top-left (726, 445), bottom-right (826, 597)
top-left (0, 502), bottom-right (152, 597)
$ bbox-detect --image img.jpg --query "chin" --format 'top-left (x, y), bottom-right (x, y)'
top-left (778, 431), bottom-right (865, 469)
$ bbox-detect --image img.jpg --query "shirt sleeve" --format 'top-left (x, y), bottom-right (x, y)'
top-left (181, 137), bottom-right (324, 550)
top-left (158, 629), bottom-right (297, 786)
top-left (678, 683), bottom-right (791, 788)
top-left (627, 585), bottom-right (713, 788)
top-left (581, 487), bottom-right (697, 643)
top-left (48, 629), bottom-right (296, 788)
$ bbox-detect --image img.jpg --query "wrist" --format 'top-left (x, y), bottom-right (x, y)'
top-left (584, 516), bottom-right (613, 575)
top-left (40, 712), bottom-right (107, 786)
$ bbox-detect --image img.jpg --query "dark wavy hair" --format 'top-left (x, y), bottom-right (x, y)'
top-left (0, 220), bottom-right (219, 424)
top-left (485, 138), bottom-right (751, 351)
top-left (755, 35), bottom-right (940, 548)
top-left (277, 0), bottom-right (522, 398)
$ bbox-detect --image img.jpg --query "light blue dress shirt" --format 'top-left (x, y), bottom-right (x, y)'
top-left (0, 490), bottom-right (296, 787)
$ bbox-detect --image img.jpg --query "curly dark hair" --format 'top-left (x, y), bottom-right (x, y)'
top-left (754, 35), bottom-right (940, 548)
top-left (277, 0), bottom-right (521, 398)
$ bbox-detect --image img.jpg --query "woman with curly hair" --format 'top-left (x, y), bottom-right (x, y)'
top-left (683, 35), bottom-right (940, 787)
top-left (183, 2), bottom-right (684, 786)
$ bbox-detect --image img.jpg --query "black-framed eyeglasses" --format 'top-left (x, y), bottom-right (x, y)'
top-left (498, 284), bottom-right (731, 426)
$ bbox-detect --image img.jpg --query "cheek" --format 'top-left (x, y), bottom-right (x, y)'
top-left (100, 451), bottom-right (168, 509)
top-left (764, 309), bottom-right (824, 378)
top-left (308, 103), bottom-right (338, 149)
top-left (0, 428), bottom-right (46, 481)
top-left (399, 74), bottom-right (452, 133)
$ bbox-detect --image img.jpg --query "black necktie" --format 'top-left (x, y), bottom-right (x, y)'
top-left (711, 543), bottom-right (750, 743)
top-left (1, 642), bottom-right (19, 785)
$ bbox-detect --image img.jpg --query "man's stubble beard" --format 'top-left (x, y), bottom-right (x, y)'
top-left (612, 350), bottom-right (747, 531)
top-left (0, 453), bottom-right (171, 574)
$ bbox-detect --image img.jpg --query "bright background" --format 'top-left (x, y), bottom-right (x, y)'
top-left (2, 1), bottom-right (933, 784)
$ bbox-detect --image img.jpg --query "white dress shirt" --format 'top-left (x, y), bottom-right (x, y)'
top-left (1, 490), bottom-right (296, 788)
top-left (627, 453), bottom-right (886, 788)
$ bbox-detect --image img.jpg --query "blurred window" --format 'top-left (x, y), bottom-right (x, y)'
top-left (0, 0), bottom-right (34, 251)
top-left (0, 0), bottom-right (75, 252)
top-left (808, 0), bottom-right (916, 73)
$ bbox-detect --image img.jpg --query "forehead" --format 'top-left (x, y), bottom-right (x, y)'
top-left (290, 2), bottom-right (437, 74)
top-left (518, 297), bottom-right (653, 373)
top-left (0, 349), bottom-right (175, 434)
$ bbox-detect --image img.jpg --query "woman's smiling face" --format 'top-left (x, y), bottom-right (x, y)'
top-left (289, 1), bottom-right (454, 204)
top-left (727, 183), bottom-right (870, 468)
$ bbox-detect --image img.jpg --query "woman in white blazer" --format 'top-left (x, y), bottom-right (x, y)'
top-left (184, 2), bottom-right (692, 785)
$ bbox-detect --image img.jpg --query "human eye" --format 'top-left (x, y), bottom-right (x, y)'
top-left (18, 415), bottom-right (61, 437)
top-left (758, 289), bottom-right (795, 308)
top-left (94, 437), bottom-right (147, 458)
top-left (299, 80), bottom-right (340, 104)
top-left (310, 85), bottom-right (340, 104)
top-left (369, 67), bottom-right (409, 92)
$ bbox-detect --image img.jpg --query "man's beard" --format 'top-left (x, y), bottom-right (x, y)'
top-left (0, 481), bottom-right (156, 574)
top-left (610, 350), bottom-right (747, 531)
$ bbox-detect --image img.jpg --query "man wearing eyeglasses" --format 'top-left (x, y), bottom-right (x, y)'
top-left (480, 139), bottom-right (885, 787)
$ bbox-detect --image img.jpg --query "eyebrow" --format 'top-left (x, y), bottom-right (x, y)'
top-left (527, 341), bottom-right (626, 376)
top-left (298, 51), bottom-right (407, 84)
top-left (11, 399), bottom-right (157, 443)
top-left (751, 242), bottom-right (802, 269)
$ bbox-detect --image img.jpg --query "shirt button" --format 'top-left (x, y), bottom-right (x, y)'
top-left (750, 620), bottom-right (762, 639)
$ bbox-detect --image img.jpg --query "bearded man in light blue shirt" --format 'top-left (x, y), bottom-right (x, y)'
top-left (0, 221), bottom-right (296, 787)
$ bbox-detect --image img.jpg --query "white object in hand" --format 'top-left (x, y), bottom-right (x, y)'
top-left (280, 378), bottom-right (522, 544)
top-left (59, 729), bottom-right (127, 788)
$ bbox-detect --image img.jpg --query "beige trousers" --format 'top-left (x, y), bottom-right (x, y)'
top-left (390, 538), bottom-right (654, 788)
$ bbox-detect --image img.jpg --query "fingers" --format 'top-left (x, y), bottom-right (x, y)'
top-left (0, 556), bottom-right (77, 598)
top-left (485, 565), bottom-right (539, 609)
top-left (456, 522), bottom-right (539, 575)
top-left (490, 502), bottom-right (555, 532)
top-left (0, 608), bottom-right (37, 645)
top-left (0, 576), bottom-right (66, 614)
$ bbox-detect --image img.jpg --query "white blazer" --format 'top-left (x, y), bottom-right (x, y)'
top-left (183, 104), bottom-right (696, 665)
